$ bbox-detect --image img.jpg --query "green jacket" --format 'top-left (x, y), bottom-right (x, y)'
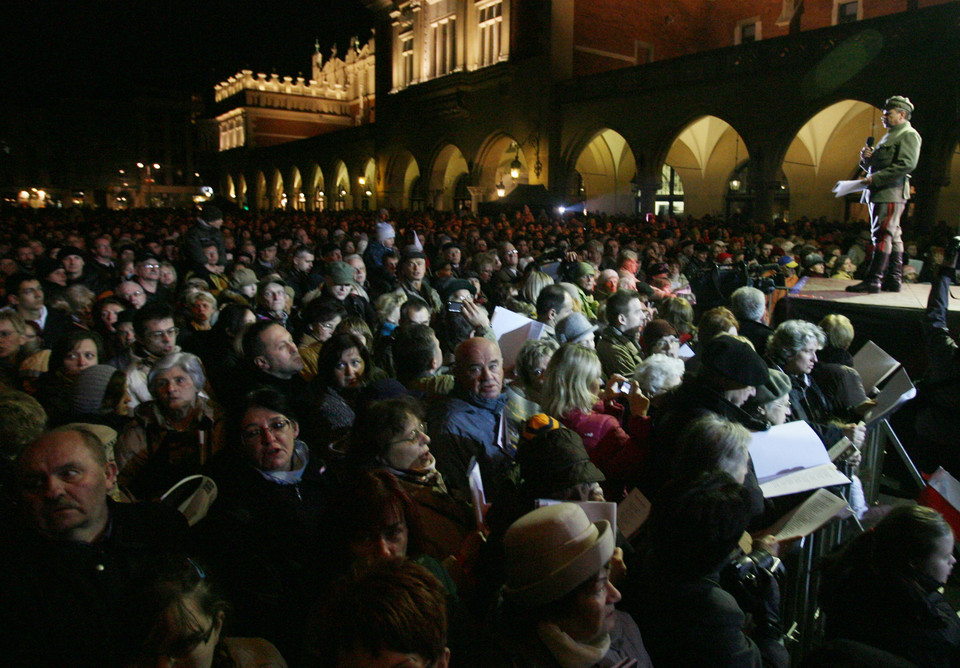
top-left (861, 120), bottom-right (921, 203)
top-left (596, 324), bottom-right (643, 379)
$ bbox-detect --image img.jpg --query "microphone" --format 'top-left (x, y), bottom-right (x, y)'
top-left (865, 136), bottom-right (874, 148)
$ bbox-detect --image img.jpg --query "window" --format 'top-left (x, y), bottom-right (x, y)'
top-left (401, 35), bottom-right (415, 86)
top-left (836, 0), bottom-right (859, 24)
top-left (735, 18), bottom-right (761, 45)
top-left (478, 1), bottom-right (502, 68)
top-left (431, 17), bottom-right (457, 77)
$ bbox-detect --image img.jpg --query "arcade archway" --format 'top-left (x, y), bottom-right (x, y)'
top-left (573, 129), bottom-right (637, 214)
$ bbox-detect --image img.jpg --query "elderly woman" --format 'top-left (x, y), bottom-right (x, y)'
top-left (743, 368), bottom-right (792, 426)
top-left (115, 352), bottom-right (226, 500)
top-left (542, 343), bottom-right (651, 496)
top-left (506, 338), bottom-right (559, 426)
top-left (491, 503), bottom-right (652, 666)
top-left (348, 396), bottom-right (475, 564)
top-left (198, 387), bottom-right (326, 659)
top-left (633, 353), bottom-right (684, 406)
top-left (767, 319), bottom-right (865, 448)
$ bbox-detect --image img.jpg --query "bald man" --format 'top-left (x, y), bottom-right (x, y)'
top-left (427, 337), bottom-right (518, 503)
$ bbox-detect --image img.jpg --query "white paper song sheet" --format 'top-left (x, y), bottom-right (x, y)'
top-left (491, 306), bottom-right (545, 368)
top-left (864, 366), bottom-right (916, 424)
top-left (771, 489), bottom-right (849, 541)
top-left (833, 180), bottom-right (867, 198)
top-left (467, 458), bottom-right (487, 528)
top-left (617, 488), bottom-right (652, 539)
top-left (759, 463), bottom-right (850, 498)
top-left (749, 421), bottom-right (832, 482)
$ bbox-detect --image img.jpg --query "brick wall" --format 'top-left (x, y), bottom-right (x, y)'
top-left (571, 0), bottom-right (946, 77)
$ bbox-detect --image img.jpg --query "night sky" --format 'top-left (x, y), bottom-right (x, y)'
top-left (5, 0), bottom-right (374, 104)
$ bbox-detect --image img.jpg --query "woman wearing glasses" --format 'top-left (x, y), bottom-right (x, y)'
top-left (348, 396), bottom-right (474, 565)
top-left (198, 387), bottom-right (326, 663)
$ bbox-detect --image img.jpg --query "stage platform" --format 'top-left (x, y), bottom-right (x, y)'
top-left (772, 277), bottom-right (960, 379)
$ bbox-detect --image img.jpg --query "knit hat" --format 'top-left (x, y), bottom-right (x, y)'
top-left (520, 413), bottom-right (561, 442)
top-left (571, 262), bottom-right (596, 280)
top-left (326, 261), bottom-right (356, 285)
top-left (803, 253), bottom-right (825, 269)
top-left (555, 313), bottom-right (598, 345)
top-left (884, 95), bottom-right (914, 114)
top-left (230, 267), bottom-right (258, 289)
top-left (752, 368), bottom-right (792, 405)
top-left (57, 246), bottom-right (84, 261)
top-left (376, 222), bottom-right (396, 243)
top-left (517, 419), bottom-right (605, 499)
top-left (701, 335), bottom-right (769, 388)
top-left (438, 278), bottom-right (477, 303)
top-left (200, 204), bottom-right (223, 223)
top-left (72, 365), bottom-right (120, 415)
top-left (642, 319), bottom-right (679, 355)
top-left (716, 252), bottom-right (733, 263)
top-left (503, 503), bottom-right (614, 606)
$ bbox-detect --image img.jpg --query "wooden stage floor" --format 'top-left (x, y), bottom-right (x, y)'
top-left (773, 277), bottom-right (960, 378)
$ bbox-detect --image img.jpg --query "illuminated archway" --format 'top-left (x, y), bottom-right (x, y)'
top-left (308, 163), bottom-right (325, 211)
top-left (428, 143), bottom-right (469, 211)
top-left (785, 100), bottom-right (878, 221)
top-left (385, 150), bottom-right (421, 209)
top-left (288, 167), bottom-right (303, 210)
top-left (476, 132), bottom-right (533, 201)
top-left (269, 169), bottom-right (284, 209)
top-left (663, 116), bottom-right (748, 218)
top-left (358, 158), bottom-right (377, 210)
top-left (332, 160), bottom-right (350, 211)
top-left (573, 129), bottom-right (637, 214)
top-left (236, 173), bottom-right (247, 209)
top-left (224, 174), bottom-right (235, 201)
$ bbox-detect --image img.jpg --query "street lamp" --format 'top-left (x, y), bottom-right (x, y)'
top-left (496, 180), bottom-right (506, 197)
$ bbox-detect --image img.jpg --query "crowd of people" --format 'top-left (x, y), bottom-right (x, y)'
top-left (0, 200), bottom-right (958, 667)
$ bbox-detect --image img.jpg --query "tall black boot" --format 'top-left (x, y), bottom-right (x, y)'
top-left (882, 252), bottom-right (903, 292)
top-left (846, 251), bottom-right (889, 293)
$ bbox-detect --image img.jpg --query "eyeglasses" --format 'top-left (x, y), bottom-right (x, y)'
top-left (141, 263), bottom-right (160, 269)
top-left (770, 399), bottom-right (791, 411)
top-left (388, 423), bottom-right (428, 446)
top-left (242, 417), bottom-right (292, 443)
top-left (124, 289), bottom-right (145, 297)
top-left (147, 327), bottom-right (179, 341)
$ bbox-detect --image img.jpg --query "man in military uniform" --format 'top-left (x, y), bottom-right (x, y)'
top-left (847, 95), bottom-right (921, 293)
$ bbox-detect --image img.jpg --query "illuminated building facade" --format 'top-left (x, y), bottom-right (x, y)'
top-left (213, 0), bottom-right (960, 228)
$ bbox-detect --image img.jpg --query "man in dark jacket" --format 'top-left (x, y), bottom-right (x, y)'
top-left (0, 425), bottom-right (187, 668)
top-left (428, 337), bottom-right (517, 504)
top-left (182, 204), bottom-right (226, 274)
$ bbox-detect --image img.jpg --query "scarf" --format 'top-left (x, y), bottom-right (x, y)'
top-left (537, 621), bottom-right (611, 668)
top-left (257, 441), bottom-right (309, 485)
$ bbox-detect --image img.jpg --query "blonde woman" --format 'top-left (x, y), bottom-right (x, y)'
top-left (541, 343), bottom-right (651, 497)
